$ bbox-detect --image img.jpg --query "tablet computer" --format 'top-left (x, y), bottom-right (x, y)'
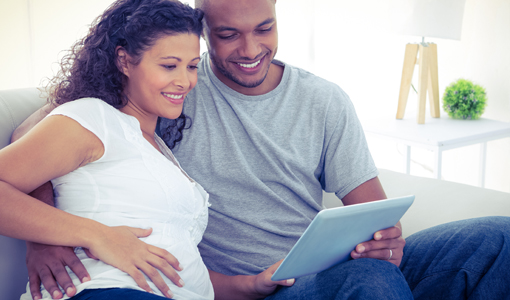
top-left (271, 195), bottom-right (414, 281)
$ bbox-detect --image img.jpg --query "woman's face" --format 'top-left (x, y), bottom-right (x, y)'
top-left (122, 33), bottom-right (201, 120)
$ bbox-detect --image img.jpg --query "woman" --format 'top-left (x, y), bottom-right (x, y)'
top-left (0, 0), bottom-right (213, 299)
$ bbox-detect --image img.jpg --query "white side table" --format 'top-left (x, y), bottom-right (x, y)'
top-left (362, 116), bottom-right (510, 187)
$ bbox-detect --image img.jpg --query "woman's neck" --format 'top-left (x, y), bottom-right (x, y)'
top-left (119, 103), bottom-right (161, 153)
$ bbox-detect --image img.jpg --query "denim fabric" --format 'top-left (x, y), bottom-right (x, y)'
top-left (70, 288), bottom-right (168, 300)
top-left (267, 216), bottom-right (510, 300)
top-left (401, 216), bottom-right (510, 300)
top-left (266, 258), bottom-right (413, 300)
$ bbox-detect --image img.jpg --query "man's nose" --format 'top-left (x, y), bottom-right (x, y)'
top-left (239, 34), bottom-right (261, 59)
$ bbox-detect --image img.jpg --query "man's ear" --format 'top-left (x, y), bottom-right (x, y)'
top-left (116, 46), bottom-right (129, 76)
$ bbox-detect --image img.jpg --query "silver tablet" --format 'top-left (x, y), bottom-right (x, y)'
top-left (271, 195), bottom-right (415, 281)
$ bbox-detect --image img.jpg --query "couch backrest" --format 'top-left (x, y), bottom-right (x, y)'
top-left (0, 87), bottom-right (46, 149)
top-left (0, 87), bottom-right (47, 298)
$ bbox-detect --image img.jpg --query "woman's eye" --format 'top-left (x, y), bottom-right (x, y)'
top-left (188, 65), bottom-right (198, 70)
top-left (163, 65), bottom-right (176, 70)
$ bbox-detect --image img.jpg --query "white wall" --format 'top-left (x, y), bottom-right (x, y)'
top-left (0, 0), bottom-right (115, 89)
top-left (1, 0), bottom-right (509, 192)
top-left (277, 0), bottom-right (510, 193)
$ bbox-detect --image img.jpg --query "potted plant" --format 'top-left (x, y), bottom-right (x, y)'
top-left (442, 79), bottom-right (487, 120)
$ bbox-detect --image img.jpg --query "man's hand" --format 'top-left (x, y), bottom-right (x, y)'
top-left (249, 260), bottom-right (295, 298)
top-left (209, 260), bottom-right (295, 300)
top-left (25, 182), bottom-right (89, 300)
top-left (26, 242), bottom-right (90, 300)
top-left (350, 223), bottom-right (405, 267)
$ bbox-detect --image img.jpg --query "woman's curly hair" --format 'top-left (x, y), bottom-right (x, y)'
top-left (45, 0), bottom-right (203, 149)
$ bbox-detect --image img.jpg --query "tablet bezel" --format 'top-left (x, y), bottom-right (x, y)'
top-left (271, 195), bottom-right (415, 281)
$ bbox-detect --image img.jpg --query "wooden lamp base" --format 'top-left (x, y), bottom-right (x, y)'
top-left (396, 43), bottom-right (440, 124)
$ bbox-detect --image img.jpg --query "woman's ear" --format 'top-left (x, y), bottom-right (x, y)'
top-left (116, 46), bottom-right (129, 76)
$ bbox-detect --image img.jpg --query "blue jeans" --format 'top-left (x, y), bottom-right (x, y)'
top-left (267, 216), bottom-right (510, 300)
top-left (70, 288), bottom-right (168, 300)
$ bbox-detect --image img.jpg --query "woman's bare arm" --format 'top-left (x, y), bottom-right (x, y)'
top-left (2, 115), bottom-right (180, 298)
top-left (10, 104), bottom-right (91, 300)
top-left (11, 103), bottom-right (54, 144)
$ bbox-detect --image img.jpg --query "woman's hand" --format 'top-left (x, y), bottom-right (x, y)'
top-left (350, 223), bottom-right (405, 267)
top-left (87, 226), bottom-right (183, 298)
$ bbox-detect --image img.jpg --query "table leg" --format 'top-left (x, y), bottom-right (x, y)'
top-left (434, 149), bottom-right (442, 180)
top-left (404, 145), bottom-right (411, 174)
top-left (478, 142), bottom-right (487, 187)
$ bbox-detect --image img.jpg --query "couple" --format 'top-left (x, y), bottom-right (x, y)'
top-left (1, 0), bottom-right (510, 299)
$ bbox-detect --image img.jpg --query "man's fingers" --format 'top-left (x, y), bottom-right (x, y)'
top-left (64, 252), bottom-right (91, 284)
top-left (28, 270), bottom-right (43, 300)
top-left (273, 278), bottom-right (295, 286)
top-left (37, 267), bottom-right (63, 299)
top-left (267, 259), bottom-right (295, 286)
top-left (83, 248), bottom-right (98, 260)
top-left (374, 226), bottom-right (402, 240)
top-left (355, 236), bottom-right (404, 253)
top-left (50, 263), bottom-right (78, 297)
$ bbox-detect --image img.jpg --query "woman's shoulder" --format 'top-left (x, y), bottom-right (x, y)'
top-left (54, 97), bottom-right (112, 110)
top-left (51, 97), bottom-right (119, 117)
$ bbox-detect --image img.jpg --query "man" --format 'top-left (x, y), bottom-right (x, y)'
top-left (17, 0), bottom-right (510, 299)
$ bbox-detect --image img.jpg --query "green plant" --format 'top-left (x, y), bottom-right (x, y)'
top-left (442, 79), bottom-right (487, 120)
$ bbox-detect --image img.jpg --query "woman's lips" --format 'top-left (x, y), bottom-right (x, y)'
top-left (162, 92), bottom-right (185, 105)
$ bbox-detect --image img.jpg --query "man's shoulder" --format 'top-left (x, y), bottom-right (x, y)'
top-left (276, 60), bottom-right (342, 91)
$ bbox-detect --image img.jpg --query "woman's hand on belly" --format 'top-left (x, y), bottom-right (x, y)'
top-left (87, 226), bottom-right (184, 298)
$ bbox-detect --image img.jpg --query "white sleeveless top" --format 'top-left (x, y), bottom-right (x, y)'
top-left (20, 98), bottom-right (214, 300)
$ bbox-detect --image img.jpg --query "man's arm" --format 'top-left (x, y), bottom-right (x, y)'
top-left (25, 183), bottom-right (91, 300)
top-left (208, 261), bottom-right (294, 300)
top-left (342, 176), bottom-right (406, 267)
top-left (11, 105), bottom-right (90, 300)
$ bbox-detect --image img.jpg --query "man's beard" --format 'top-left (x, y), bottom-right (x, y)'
top-left (211, 54), bottom-right (271, 89)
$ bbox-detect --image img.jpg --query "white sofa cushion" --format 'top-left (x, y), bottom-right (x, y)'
top-left (323, 169), bottom-right (510, 238)
top-left (0, 87), bottom-right (46, 148)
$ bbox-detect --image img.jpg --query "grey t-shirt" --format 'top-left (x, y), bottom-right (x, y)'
top-left (160, 52), bottom-right (378, 276)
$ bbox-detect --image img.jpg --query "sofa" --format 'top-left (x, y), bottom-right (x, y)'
top-left (1, 87), bottom-right (510, 299)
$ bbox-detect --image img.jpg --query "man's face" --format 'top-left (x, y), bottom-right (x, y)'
top-left (202, 0), bottom-right (278, 94)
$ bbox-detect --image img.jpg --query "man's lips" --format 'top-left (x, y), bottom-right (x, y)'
top-left (233, 55), bottom-right (266, 73)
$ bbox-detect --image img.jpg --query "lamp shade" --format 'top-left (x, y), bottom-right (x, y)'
top-left (393, 0), bottom-right (466, 40)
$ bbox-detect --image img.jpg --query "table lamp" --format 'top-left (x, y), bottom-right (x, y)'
top-left (395, 0), bottom-right (466, 124)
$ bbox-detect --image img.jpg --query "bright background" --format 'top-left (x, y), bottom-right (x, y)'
top-left (1, 0), bottom-right (509, 192)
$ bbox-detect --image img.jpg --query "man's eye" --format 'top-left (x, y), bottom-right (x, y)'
top-left (218, 34), bottom-right (236, 40)
top-left (258, 27), bottom-right (272, 33)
